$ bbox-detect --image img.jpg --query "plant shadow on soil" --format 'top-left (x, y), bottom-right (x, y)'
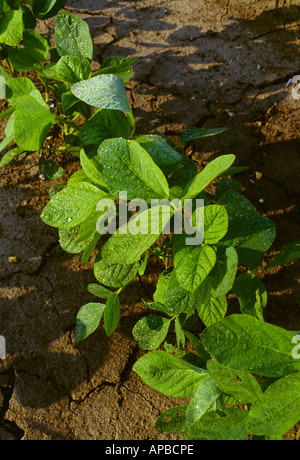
top-left (0, 2), bottom-right (299, 439)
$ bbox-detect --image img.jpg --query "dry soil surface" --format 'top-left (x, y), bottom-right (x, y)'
top-left (0, 0), bottom-right (299, 440)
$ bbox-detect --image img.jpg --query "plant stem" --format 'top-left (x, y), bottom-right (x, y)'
top-left (55, 116), bottom-right (80, 131)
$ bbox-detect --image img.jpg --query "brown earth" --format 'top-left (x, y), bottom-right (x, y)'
top-left (0, 0), bottom-right (299, 440)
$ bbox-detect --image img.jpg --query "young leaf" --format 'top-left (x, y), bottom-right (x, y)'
top-left (162, 269), bottom-right (211, 314)
top-left (33, 0), bottom-right (66, 19)
top-left (94, 252), bottom-right (140, 288)
top-left (198, 295), bottom-right (227, 327)
top-left (209, 246), bottom-right (238, 298)
top-left (183, 330), bottom-right (210, 363)
top-left (265, 241), bottom-right (300, 270)
top-left (79, 149), bottom-right (107, 188)
top-left (132, 315), bottom-right (171, 350)
top-left (174, 235), bottom-right (217, 292)
top-left (5, 77), bottom-right (45, 107)
top-left (98, 138), bottom-right (169, 202)
top-left (232, 273), bottom-right (267, 318)
top-left (8, 29), bottom-right (49, 71)
top-left (93, 56), bottom-right (137, 83)
top-left (207, 360), bottom-right (262, 405)
top-left (39, 153), bottom-right (65, 180)
top-left (135, 135), bottom-right (184, 175)
top-left (182, 155), bottom-right (236, 200)
top-left (87, 283), bottom-right (112, 299)
top-left (186, 375), bottom-right (221, 428)
top-left (174, 316), bottom-right (185, 350)
top-left (155, 406), bottom-right (188, 434)
top-left (101, 205), bottom-right (173, 265)
top-left (58, 226), bottom-right (94, 254)
top-left (14, 95), bottom-right (54, 151)
top-left (179, 127), bottom-right (228, 144)
top-left (40, 182), bottom-right (109, 228)
top-left (0, 135), bottom-right (14, 154)
top-left (203, 205), bottom-right (228, 244)
top-left (71, 74), bottom-right (130, 112)
top-left (56, 55), bottom-right (91, 84)
top-left (133, 350), bottom-right (208, 398)
top-left (20, 5), bottom-right (37, 30)
top-left (104, 292), bottom-right (120, 336)
top-left (75, 302), bottom-right (105, 342)
top-left (79, 109), bottom-right (131, 146)
top-left (201, 314), bottom-right (300, 377)
top-left (246, 372), bottom-right (300, 437)
top-left (55, 12), bottom-right (93, 60)
top-left (0, 10), bottom-right (23, 46)
top-left (217, 191), bottom-right (276, 269)
top-left (0, 147), bottom-right (24, 168)
top-left (186, 408), bottom-right (249, 440)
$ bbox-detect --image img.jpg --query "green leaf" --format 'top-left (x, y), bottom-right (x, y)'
top-left (94, 251), bottom-right (139, 288)
top-left (216, 178), bottom-right (243, 197)
top-left (60, 91), bottom-right (80, 114)
top-left (81, 233), bottom-right (100, 264)
top-left (187, 408), bottom-right (249, 440)
top-left (79, 149), bottom-right (107, 188)
top-left (20, 4), bottom-right (37, 29)
top-left (93, 56), bottom-right (137, 83)
top-left (246, 372), bottom-right (300, 437)
top-left (265, 242), bottom-right (300, 270)
top-left (174, 236), bottom-right (216, 292)
top-left (8, 29), bottom-right (49, 71)
top-left (132, 315), bottom-right (171, 350)
top-left (0, 10), bottom-right (23, 46)
top-left (203, 205), bottom-right (228, 244)
top-left (75, 302), bottom-right (105, 342)
top-left (158, 269), bottom-right (211, 315)
top-left (183, 330), bottom-right (210, 363)
top-left (135, 134), bottom-right (184, 175)
top-left (232, 273), bottom-right (267, 318)
top-left (14, 96), bottom-right (54, 151)
top-left (155, 406), bottom-right (188, 434)
top-left (179, 127), bottom-right (228, 144)
top-left (175, 316), bottom-right (185, 350)
top-left (0, 135), bottom-right (14, 154)
top-left (39, 153), bottom-right (65, 180)
top-left (79, 109), bottom-right (131, 146)
top-left (58, 226), bottom-right (94, 254)
top-left (207, 360), bottom-right (262, 404)
top-left (33, 0), bottom-right (66, 19)
top-left (5, 76), bottom-right (45, 107)
top-left (201, 314), bottom-right (300, 377)
top-left (40, 182), bottom-right (109, 228)
top-left (0, 146), bottom-right (24, 168)
top-left (72, 74), bottom-right (130, 111)
top-left (133, 350), bottom-right (208, 398)
top-left (217, 191), bottom-right (276, 269)
top-left (101, 205), bottom-right (173, 264)
top-left (104, 292), bottom-right (120, 336)
top-left (56, 55), bottom-right (91, 84)
top-left (98, 138), bottom-right (169, 202)
top-left (186, 375), bottom-right (221, 428)
top-left (209, 246), bottom-right (238, 298)
top-left (182, 155), bottom-right (236, 200)
top-left (55, 12), bottom-right (93, 60)
top-left (198, 295), bottom-right (227, 327)
top-left (87, 283), bottom-right (112, 299)
top-left (67, 168), bottom-right (92, 186)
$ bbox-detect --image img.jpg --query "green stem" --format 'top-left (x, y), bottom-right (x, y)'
top-left (5, 58), bottom-right (14, 77)
top-left (55, 116), bottom-right (80, 131)
top-left (127, 110), bottom-right (136, 137)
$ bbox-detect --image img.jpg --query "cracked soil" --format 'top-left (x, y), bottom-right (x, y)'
top-left (0, 0), bottom-right (299, 440)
